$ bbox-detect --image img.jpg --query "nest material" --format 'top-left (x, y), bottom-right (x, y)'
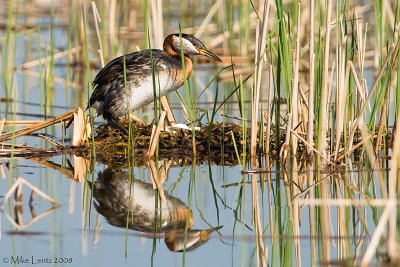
top-left (92, 121), bottom-right (251, 166)
top-left (89, 119), bottom-right (394, 167)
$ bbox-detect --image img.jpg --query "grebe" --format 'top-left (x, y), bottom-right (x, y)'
top-left (88, 33), bottom-right (221, 131)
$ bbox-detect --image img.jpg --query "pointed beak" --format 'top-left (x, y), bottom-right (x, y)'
top-left (198, 48), bottom-right (222, 62)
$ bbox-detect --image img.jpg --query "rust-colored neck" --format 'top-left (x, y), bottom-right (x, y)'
top-left (163, 35), bottom-right (193, 80)
top-left (183, 56), bottom-right (192, 79)
top-left (163, 35), bottom-right (179, 57)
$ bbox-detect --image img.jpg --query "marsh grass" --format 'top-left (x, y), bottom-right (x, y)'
top-left (0, 0), bottom-right (400, 266)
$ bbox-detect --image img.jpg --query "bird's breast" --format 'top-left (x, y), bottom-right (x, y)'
top-left (129, 72), bottom-right (183, 110)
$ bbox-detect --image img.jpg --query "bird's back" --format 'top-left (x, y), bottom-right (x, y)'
top-left (89, 49), bottom-right (186, 119)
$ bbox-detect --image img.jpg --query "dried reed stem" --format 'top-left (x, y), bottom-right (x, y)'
top-left (333, 44), bottom-right (346, 161)
top-left (3, 120), bottom-right (46, 125)
top-left (195, 0), bottom-right (222, 38)
top-left (317, 0), bottom-right (333, 161)
top-left (0, 108), bottom-right (77, 142)
top-left (72, 107), bottom-right (90, 147)
top-left (160, 97), bottom-right (175, 124)
top-left (17, 47), bottom-right (82, 70)
top-left (264, 65), bottom-right (273, 155)
top-left (91, 1), bottom-right (105, 67)
top-left (0, 119), bottom-right (5, 134)
top-left (348, 38), bottom-right (400, 151)
top-left (307, 0), bottom-right (315, 156)
top-left (148, 111), bottom-right (166, 158)
top-left (299, 198), bottom-right (399, 206)
top-left (108, 0), bottom-right (117, 53)
top-left (290, 129), bottom-right (334, 165)
top-left (250, 0), bottom-right (270, 159)
top-left (290, 2), bottom-right (301, 155)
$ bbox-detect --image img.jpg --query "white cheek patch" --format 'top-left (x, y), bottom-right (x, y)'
top-left (173, 36), bottom-right (198, 55)
top-left (181, 38), bottom-right (198, 54)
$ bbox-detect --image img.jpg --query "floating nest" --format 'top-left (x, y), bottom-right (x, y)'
top-left (91, 121), bottom-right (252, 166)
top-left (88, 119), bottom-right (395, 167)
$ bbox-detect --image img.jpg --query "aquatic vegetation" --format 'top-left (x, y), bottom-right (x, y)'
top-left (0, 0), bottom-right (399, 266)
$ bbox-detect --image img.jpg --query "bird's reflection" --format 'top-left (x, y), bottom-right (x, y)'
top-left (90, 167), bottom-right (222, 251)
top-left (91, 168), bottom-right (192, 232)
top-left (165, 226), bottom-right (223, 252)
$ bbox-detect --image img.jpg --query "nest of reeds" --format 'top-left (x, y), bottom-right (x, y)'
top-left (91, 121), bottom-right (250, 166)
top-left (88, 117), bottom-right (395, 167)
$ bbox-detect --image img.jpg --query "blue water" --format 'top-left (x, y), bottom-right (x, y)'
top-left (0, 158), bottom-right (268, 267)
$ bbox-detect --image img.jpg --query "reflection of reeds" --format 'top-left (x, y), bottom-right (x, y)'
top-left (148, 159), bottom-right (167, 203)
top-left (0, 177), bottom-right (58, 208)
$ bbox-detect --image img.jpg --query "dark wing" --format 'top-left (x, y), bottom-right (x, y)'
top-left (88, 49), bottom-right (179, 114)
top-left (88, 56), bottom-right (123, 110)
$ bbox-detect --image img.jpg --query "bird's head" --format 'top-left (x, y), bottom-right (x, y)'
top-left (163, 33), bottom-right (222, 62)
